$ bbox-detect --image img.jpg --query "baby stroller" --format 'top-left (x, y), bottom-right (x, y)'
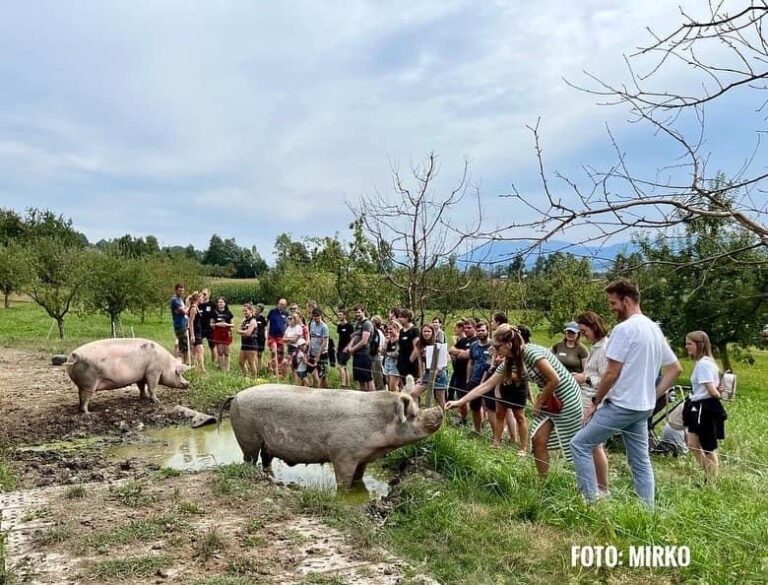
top-left (648, 385), bottom-right (690, 457)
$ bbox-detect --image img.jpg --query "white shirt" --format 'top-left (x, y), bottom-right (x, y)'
top-left (690, 357), bottom-right (720, 401)
top-left (604, 314), bottom-right (678, 411)
top-left (581, 336), bottom-right (608, 396)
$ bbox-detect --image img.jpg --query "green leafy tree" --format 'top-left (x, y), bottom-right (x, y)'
top-left (203, 235), bottom-right (267, 277)
top-left (524, 252), bottom-right (604, 333)
top-left (0, 209), bottom-right (26, 245)
top-left (0, 243), bottom-right (34, 308)
top-left (28, 239), bottom-right (91, 338)
top-left (23, 208), bottom-right (88, 247)
top-left (628, 223), bottom-right (767, 370)
top-left (274, 233), bottom-right (311, 270)
top-left (84, 254), bottom-right (145, 336)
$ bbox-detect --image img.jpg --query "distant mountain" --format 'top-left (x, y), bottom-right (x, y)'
top-left (456, 239), bottom-right (637, 272)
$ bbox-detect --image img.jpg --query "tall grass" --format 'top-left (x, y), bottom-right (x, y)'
top-left (382, 362), bottom-right (768, 584)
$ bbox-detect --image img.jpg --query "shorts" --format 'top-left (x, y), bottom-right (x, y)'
top-left (498, 382), bottom-right (527, 410)
top-left (206, 337), bottom-right (216, 349)
top-left (241, 343), bottom-right (259, 353)
top-left (212, 327), bottom-right (233, 346)
top-left (268, 335), bottom-right (285, 354)
top-left (193, 337), bottom-right (204, 347)
top-left (337, 350), bottom-right (350, 366)
top-left (466, 380), bottom-right (492, 413)
top-left (297, 369), bottom-right (309, 380)
top-left (306, 353), bottom-right (329, 379)
top-left (383, 357), bottom-right (399, 377)
top-left (175, 328), bottom-right (189, 354)
top-left (419, 368), bottom-right (448, 391)
top-left (352, 352), bottom-right (373, 383)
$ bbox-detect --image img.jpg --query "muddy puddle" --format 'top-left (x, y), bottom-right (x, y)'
top-left (107, 420), bottom-right (391, 499)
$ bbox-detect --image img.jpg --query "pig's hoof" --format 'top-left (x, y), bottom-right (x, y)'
top-left (151, 397), bottom-right (161, 404)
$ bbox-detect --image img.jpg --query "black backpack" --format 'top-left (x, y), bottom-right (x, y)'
top-left (368, 323), bottom-right (380, 356)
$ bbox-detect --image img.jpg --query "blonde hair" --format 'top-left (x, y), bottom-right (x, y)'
top-left (686, 330), bottom-right (714, 361)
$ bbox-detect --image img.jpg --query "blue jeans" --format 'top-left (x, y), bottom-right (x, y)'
top-left (570, 400), bottom-right (655, 506)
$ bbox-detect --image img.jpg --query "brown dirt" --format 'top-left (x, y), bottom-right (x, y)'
top-left (1, 349), bottom-right (189, 445)
top-left (1, 474), bottom-right (430, 585)
top-left (1, 349), bottom-right (195, 489)
top-left (1, 349), bottom-right (436, 584)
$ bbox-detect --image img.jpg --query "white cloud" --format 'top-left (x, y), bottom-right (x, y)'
top-left (0, 0), bottom-right (726, 255)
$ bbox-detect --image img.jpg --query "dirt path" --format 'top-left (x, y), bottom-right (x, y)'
top-left (1, 349), bottom-right (188, 445)
top-left (1, 350), bottom-right (435, 584)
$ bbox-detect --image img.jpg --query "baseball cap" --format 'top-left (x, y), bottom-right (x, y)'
top-left (565, 322), bottom-right (580, 333)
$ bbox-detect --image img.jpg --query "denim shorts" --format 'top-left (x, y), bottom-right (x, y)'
top-left (383, 357), bottom-right (399, 377)
top-left (420, 368), bottom-right (448, 390)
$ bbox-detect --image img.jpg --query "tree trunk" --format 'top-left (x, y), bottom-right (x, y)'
top-left (141, 308), bottom-right (146, 324)
top-left (717, 342), bottom-right (732, 371)
top-left (3, 292), bottom-right (9, 309)
top-left (56, 317), bottom-right (65, 339)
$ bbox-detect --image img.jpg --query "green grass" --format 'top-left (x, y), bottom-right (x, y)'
top-left (108, 481), bottom-right (156, 507)
top-left (79, 511), bottom-right (189, 552)
top-left (0, 437), bottom-right (17, 492)
top-left (65, 485), bottom-right (86, 499)
top-left (192, 578), bottom-right (252, 585)
top-left (193, 528), bottom-right (225, 563)
top-left (0, 458), bottom-right (17, 492)
top-left (0, 300), bottom-right (176, 353)
top-left (86, 555), bottom-right (172, 580)
top-left (377, 365), bottom-right (768, 584)
top-left (2, 300), bottom-right (767, 583)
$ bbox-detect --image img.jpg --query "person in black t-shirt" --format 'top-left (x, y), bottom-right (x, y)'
top-left (237, 303), bottom-right (260, 377)
top-left (396, 308), bottom-right (420, 381)
top-left (335, 309), bottom-right (354, 388)
top-left (211, 297), bottom-right (234, 371)
top-left (253, 303), bottom-right (267, 375)
top-left (449, 318), bottom-right (476, 425)
top-left (199, 289), bottom-right (217, 363)
top-left (345, 304), bottom-right (374, 391)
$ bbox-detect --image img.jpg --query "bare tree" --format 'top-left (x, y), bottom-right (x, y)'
top-left (487, 1), bottom-right (767, 268)
top-left (350, 152), bottom-right (483, 322)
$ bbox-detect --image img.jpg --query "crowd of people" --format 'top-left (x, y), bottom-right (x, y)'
top-left (169, 278), bottom-right (729, 506)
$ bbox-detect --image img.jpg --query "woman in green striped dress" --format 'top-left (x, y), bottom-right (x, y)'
top-left (446, 324), bottom-right (583, 478)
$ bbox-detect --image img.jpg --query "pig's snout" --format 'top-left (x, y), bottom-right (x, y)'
top-left (422, 407), bottom-right (444, 432)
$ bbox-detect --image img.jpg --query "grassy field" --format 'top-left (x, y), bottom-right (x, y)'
top-left (1, 300), bottom-right (767, 583)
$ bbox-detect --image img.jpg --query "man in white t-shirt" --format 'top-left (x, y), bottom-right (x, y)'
top-left (570, 279), bottom-right (682, 507)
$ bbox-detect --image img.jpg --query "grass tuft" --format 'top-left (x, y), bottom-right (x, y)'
top-left (193, 528), bottom-right (225, 563)
top-left (108, 481), bottom-right (156, 507)
top-left (87, 555), bottom-right (171, 580)
top-left (65, 484), bottom-right (86, 499)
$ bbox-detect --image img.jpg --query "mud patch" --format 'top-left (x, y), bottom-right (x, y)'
top-left (1, 473), bottom-right (436, 584)
top-left (0, 349), bottom-right (190, 445)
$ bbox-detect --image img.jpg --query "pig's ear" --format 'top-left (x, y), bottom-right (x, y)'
top-left (176, 363), bottom-right (193, 373)
top-left (395, 394), bottom-right (408, 423)
top-left (396, 394), bottom-right (417, 423)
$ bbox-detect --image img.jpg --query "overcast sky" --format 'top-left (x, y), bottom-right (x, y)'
top-left (0, 1), bottom-right (760, 259)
